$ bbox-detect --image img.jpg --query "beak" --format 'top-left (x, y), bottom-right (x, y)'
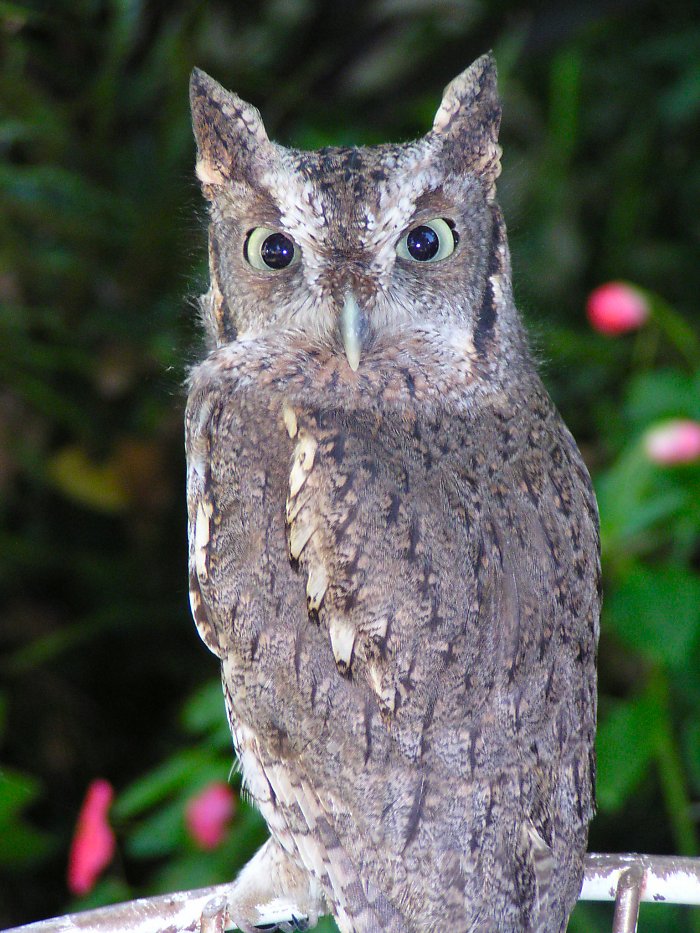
top-left (340, 291), bottom-right (366, 372)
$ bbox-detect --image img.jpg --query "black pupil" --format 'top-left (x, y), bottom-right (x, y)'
top-left (261, 232), bottom-right (294, 269)
top-left (406, 225), bottom-right (440, 261)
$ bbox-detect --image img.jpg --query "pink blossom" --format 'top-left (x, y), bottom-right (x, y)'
top-left (644, 419), bottom-right (700, 465)
top-left (67, 779), bottom-right (116, 896)
top-left (586, 282), bottom-right (650, 335)
top-left (185, 782), bottom-right (235, 850)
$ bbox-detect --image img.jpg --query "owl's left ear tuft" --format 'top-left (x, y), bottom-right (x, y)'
top-left (431, 53), bottom-right (502, 199)
top-left (190, 68), bottom-right (271, 189)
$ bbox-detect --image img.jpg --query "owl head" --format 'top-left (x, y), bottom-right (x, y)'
top-left (190, 55), bottom-right (522, 376)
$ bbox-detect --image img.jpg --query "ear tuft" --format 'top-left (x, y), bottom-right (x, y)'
top-left (432, 53), bottom-right (502, 199)
top-left (189, 68), bottom-right (270, 187)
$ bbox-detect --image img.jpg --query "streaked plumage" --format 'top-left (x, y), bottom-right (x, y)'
top-left (186, 54), bottom-right (600, 932)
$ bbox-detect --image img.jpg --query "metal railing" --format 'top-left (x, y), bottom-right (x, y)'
top-left (5, 853), bottom-right (700, 933)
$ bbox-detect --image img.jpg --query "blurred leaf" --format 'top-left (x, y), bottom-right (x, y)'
top-left (181, 678), bottom-right (231, 749)
top-left (314, 919), bottom-right (341, 933)
top-left (65, 876), bottom-right (132, 911)
top-left (124, 796), bottom-right (188, 859)
top-left (0, 165), bottom-right (134, 242)
top-left (181, 679), bottom-right (224, 733)
top-left (636, 904), bottom-right (695, 933)
top-left (568, 901), bottom-right (612, 933)
top-left (0, 769), bottom-right (40, 822)
top-left (0, 769), bottom-right (52, 868)
top-left (625, 369), bottom-right (700, 426)
top-left (46, 445), bottom-right (128, 512)
top-left (605, 564), bottom-right (700, 669)
top-left (596, 428), bottom-right (700, 563)
top-left (596, 689), bottom-right (662, 811)
top-left (114, 749), bottom-right (226, 820)
top-left (596, 443), bottom-right (689, 555)
top-left (686, 719), bottom-right (700, 795)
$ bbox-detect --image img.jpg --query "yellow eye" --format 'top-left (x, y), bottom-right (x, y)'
top-left (244, 227), bottom-right (299, 271)
top-left (396, 218), bottom-right (457, 263)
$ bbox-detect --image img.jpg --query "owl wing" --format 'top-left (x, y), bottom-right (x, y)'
top-left (282, 389), bottom-right (600, 928)
top-left (186, 378), bottom-right (412, 931)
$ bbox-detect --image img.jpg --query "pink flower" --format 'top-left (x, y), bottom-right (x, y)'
top-left (586, 282), bottom-right (650, 335)
top-left (185, 782), bottom-right (235, 850)
top-left (67, 779), bottom-right (116, 896)
top-left (644, 419), bottom-right (700, 465)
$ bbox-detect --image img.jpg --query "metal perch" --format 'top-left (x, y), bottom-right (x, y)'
top-left (5, 853), bottom-right (700, 933)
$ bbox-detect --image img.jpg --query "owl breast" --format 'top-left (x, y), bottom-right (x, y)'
top-left (186, 332), bottom-right (599, 930)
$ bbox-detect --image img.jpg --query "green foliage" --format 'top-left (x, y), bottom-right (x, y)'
top-left (0, 767), bottom-right (53, 869)
top-left (1, 1), bottom-right (699, 930)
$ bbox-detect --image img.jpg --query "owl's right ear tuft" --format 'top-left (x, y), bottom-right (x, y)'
top-left (190, 68), bottom-right (270, 188)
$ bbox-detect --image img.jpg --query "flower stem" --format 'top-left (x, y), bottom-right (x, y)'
top-left (649, 671), bottom-right (698, 857)
top-left (650, 295), bottom-right (700, 370)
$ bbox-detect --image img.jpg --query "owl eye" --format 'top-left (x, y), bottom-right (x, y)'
top-left (244, 227), bottom-right (299, 271)
top-left (396, 218), bottom-right (457, 263)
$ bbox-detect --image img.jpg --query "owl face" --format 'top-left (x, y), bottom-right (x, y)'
top-left (191, 55), bottom-right (511, 374)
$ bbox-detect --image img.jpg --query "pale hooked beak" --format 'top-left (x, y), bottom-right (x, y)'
top-left (340, 291), bottom-right (366, 372)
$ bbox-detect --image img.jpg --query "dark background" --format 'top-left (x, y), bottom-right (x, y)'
top-left (1, 1), bottom-right (699, 929)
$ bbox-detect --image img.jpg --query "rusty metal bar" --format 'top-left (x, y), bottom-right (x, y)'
top-left (2, 881), bottom-right (242, 933)
top-left (5, 853), bottom-right (700, 933)
top-left (581, 852), bottom-right (700, 906)
top-left (611, 865), bottom-right (643, 933)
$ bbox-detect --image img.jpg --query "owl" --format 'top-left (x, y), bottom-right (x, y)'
top-left (186, 54), bottom-right (600, 933)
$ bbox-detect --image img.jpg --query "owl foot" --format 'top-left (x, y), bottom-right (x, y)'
top-left (224, 837), bottom-right (325, 933)
top-left (254, 915), bottom-right (309, 932)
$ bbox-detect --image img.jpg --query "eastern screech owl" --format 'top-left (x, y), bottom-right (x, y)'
top-left (186, 54), bottom-right (600, 933)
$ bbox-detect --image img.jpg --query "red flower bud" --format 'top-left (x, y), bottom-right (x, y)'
top-left (185, 782), bottom-right (235, 850)
top-left (586, 282), bottom-right (650, 335)
top-left (644, 419), bottom-right (700, 465)
top-left (67, 779), bottom-right (116, 896)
